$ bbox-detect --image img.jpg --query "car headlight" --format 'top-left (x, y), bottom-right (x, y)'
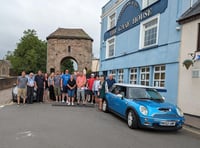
top-left (139, 106), bottom-right (148, 116)
top-left (176, 107), bottom-right (184, 117)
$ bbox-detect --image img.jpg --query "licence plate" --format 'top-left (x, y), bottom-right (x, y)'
top-left (160, 121), bottom-right (176, 126)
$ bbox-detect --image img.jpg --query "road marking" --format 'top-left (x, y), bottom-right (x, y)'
top-left (0, 105), bottom-right (5, 109)
top-left (16, 131), bottom-right (35, 140)
top-left (183, 126), bottom-right (200, 135)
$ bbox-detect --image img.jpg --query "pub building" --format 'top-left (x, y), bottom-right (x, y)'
top-left (99, 0), bottom-right (198, 105)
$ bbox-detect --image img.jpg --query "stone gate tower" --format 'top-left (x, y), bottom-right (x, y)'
top-left (46, 28), bottom-right (93, 73)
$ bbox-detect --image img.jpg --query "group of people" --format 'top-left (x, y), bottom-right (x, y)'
top-left (17, 70), bottom-right (48, 105)
top-left (16, 69), bottom-right (116, 110)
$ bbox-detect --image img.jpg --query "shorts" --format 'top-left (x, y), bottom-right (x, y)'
top-left (93, 91), bottom-right (99, 96)
top-left (68, 89), bottom-right (75, 97)
top-left (54, 86), bottom-right (61, 96)
top-left (62, 86), bottom-right (68, 93)
top-left (17, 88), bottom-right (27, 99)
top-left (76, 88), bottom-right (85, 101)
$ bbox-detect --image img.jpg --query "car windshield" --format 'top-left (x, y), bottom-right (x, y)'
top-left (128, 87), bottom-right (163, 101)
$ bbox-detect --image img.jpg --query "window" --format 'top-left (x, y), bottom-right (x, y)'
top-left (129, 68), bottom-right (137, 84)
top-left (68, 46), bottom-right (71, 53)
top-left (140, 67), bottom-right (150, 86)
top-left (153, 65), bottom-right (165, 87)
top-left (106, 37), bottom-right (115, 58)
top-left (142, 0), bottom-right (158, 9)
top-left (140, 15), bottom-right (159, 49)
top-left (112, 86), bottom-right (127, 97)
top-left (118, 69), bottom-right (124, 83)
top-left (110, 70), bottom-right (116, 80)
top-left (108, 13), bottom-right (116, 29)
top-left (197, 23), bottom-right (200, 51)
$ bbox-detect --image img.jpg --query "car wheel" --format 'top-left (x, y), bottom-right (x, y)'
top-left (127, 110), bottom-right (138, 129)
top-left (102, 100), bottom-right (109, 113)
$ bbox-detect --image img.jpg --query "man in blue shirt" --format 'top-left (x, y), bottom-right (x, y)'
top-left (61, 69), bottom-right (70, 103)
top-left (106, 74), bottom-right (116, 91)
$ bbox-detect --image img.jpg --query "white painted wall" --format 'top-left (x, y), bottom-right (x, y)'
top-left (178, 19), bottom-right (200, 116)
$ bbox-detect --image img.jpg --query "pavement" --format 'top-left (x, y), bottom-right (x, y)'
top-left (0, 88), bottom-right (199, 134)
top-left (0, 88), bottom-right (13, 106)
top-left (183, 114), bottom-right (200, 134)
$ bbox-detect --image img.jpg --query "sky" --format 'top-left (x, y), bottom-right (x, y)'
top-left (0, 0), bottom-right (109, 59)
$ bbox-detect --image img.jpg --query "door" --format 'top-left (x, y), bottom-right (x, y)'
top-left (111, 86), bottom-right (128, 116)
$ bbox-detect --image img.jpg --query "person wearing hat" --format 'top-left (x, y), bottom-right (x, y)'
top-left (27, 72), bottom-right (35, 104)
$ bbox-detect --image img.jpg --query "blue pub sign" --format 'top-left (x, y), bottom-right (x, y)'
top-left (104, 0), bottom-right (168, 41)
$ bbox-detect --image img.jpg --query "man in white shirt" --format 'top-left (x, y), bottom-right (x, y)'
top-left (27, 72), bottom-right (35, 104)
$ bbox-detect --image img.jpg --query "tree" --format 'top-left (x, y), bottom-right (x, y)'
top-left (61, 59), bottom-right (74, 74)
top-left (6, 29), bottom-right (47, 75)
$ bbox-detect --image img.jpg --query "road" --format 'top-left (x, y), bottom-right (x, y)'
top-left (0, 103), bottom-right (200, 148)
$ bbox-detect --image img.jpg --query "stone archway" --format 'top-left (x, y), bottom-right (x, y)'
top-left (60, 56), bottom-right (78, 73)
top-left (46, 28), bottom-right (93, 73)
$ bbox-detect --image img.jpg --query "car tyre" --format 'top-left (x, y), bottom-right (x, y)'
top-left (102, 99), bottom-right (109, 113)
top-left (127, 110), bottom-right (138, 129)
top-left (12, 92), bottom-right (17, 102)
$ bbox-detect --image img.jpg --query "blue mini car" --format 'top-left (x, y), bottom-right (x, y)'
top-left (103, 83), bottom-right (185, 130)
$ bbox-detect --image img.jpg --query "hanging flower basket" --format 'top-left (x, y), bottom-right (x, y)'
top-left (183, 59), bottom-right (194, 70)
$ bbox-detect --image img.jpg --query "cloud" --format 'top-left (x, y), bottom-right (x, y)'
top-left (0, 0), bottom-right (108, 59)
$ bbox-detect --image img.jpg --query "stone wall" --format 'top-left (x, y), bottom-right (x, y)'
top-left (0, 77), bottom-right (17, 90)
top-left (47, 38), bottom-right (92, 73)
top-left (0, 60), bottom-right (11, 76)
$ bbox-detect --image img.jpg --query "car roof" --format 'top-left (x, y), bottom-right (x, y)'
top-left (113, 83), bottom-right (167, 92)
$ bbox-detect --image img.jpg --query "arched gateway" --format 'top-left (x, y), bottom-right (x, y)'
top-left (46, 28), bottom-right (93, 73)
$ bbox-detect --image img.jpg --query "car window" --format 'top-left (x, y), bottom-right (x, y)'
top-left (146, 88), bottom-right (163, 100)
top-left (112, 86), bottom-right (126, 97)
top-left (129, 88), bottom-right (147, 99)
top-left (128, 87), bottom-right (163, 101)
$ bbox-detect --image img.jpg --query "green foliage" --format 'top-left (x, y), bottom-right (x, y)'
top-left (6, 29), bottom-right (47, 75)
top-left (61, 59), bottom-right (75, 74)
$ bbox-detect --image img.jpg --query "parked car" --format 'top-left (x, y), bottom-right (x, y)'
top-left (12, 84), bottom-right (37, 102)
top-left (103, 83), bottom-right (185, 131)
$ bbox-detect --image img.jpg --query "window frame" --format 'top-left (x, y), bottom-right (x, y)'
top-left (118, 69), bottom-right (124, 83)
top-left (140, 67), bottom-right (150, 86)
top-left (108, 12), bottom-right (116, 30)
top-left (106, 37), bottom-right (115, 58)
top-left (153, 65), bottom-right (165, 88)
top-left (129, 68), bottom-right (137, 84)
top-left (140, 14), bottom-right (160, 49)
top-left (142, 0), bottom-right (159, 9)
top-left (110, 70), bottom-right (116, 80)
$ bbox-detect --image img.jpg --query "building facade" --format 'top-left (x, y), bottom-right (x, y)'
top-left (47, 28), bottom-right (93, 73)
top-left (91, 58), bottom-right (100, 73)
top-left (0, 60), bottom-right (11, 77)
top-left (177, 0), bottom-right (200, 116)
top-left (99, 0), bottom-right (197, 104)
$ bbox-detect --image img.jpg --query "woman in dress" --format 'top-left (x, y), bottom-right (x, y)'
top-left (98, 75), bottom-right (108, 110)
